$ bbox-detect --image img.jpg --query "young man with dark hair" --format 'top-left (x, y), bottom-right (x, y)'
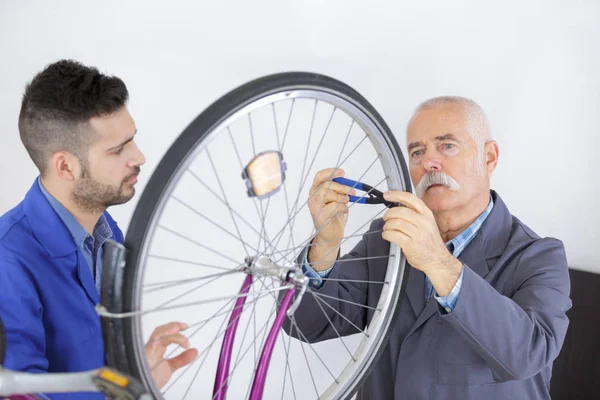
top-left (0, 60), bottom-right (197, 399)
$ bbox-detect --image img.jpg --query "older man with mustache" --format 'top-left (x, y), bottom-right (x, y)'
top-left (287, 96), bottom-right (571, 400)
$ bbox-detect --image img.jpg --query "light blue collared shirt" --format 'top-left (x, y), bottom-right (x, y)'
top-left (302, 196), bottom-right (495, 313)
top-left (37, 177), bottom-right (113, 293)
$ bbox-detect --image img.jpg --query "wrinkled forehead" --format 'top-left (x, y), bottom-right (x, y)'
top-left (406, 104), bottom-right (472, 145)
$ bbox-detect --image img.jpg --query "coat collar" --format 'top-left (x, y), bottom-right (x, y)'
top-left (23, 178), bottom-right (79, 258)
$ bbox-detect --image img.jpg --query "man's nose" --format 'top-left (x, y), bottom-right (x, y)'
top-left (423, 156), bottom-right (442, 172)
top-left (129, 143), bottom-right (146, 167)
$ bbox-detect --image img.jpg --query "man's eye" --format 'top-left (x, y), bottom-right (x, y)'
top-left (114, 147), bottom-right (124, 155)
top-left (412, 150), bottom-right (423, 157)
top-left (442, 144), bottom-right (455, 150)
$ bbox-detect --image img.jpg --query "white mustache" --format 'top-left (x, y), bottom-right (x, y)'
top-left (415, 172), bottom-right (460, 198)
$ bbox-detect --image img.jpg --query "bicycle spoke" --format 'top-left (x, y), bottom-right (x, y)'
top-left (160, 288), bottom-right (277, 367)
top-left (320, 277), bottom-right (389, 285)
top-left (310, 290), bottom-right (381, 312)
top-left (143, 269), bottom-right (244, 293)
top-left (265, 134), bottom-right (369, 254)
top-left (248, 113), bottom-right (256, 156)
top-left (306, 205), bottom-right (390, 267)
top-left (158, 225), bottom-right (240, 264)
top-left (272, 102), bottom-right (299, 261)
top-left (283, 106), bottom-right (337, 253)
top-left (179, 296), bottom-right (252, 400)
top-left (280, 324), bottom-right (297, 400)
top-left (187, 163), bottom-right (266, 250)
top-left (226, 127), bottom-right (274, 253)
top-left (257, 199), bottom-right (268, 255)
top-left (335, 119), bottom-right (355, 167)
top-left (171, 195), bottom-right (259, 254)
top-left (298, 107), bottom-right (337, 194)
top-left (166, 287), bottom-right (274, 398)
top-left (252, 278), bottom-right (259, 381)
top-left (306, 158), bottom-right (382, 252)
top-left (309, 290), bottom-right (356, 361)
top-left (207, 149), bottom-right (252, 257)
top-left (294, 100), bottom-right (318, 212)
top-left (101, 285), bottom-right (292, 319)
top-left (279, 99), bottom-right (295, 151)
top-left (275, 186), bottom-right (388, 266)
top-left (251, 279), bottom-right (321, 400)
top-left (151, 268), bottom-right (244, 312)
top-left (243, 280), bottom-right (279, 400)
top-left (243, 276), bottom-right (298, 400)
top-left (227, 281), bottom-right (261, 391)
top-left (290, 315), bottom-right (339, 384)
top-left (308, 287), bottom-right (370, 338)
top-left (147, 254), bottom-right (239, 272)
top-left (157, 297), bottom-right (238, 365)
top-left (285, 100), bottom-right (318, 246)
top-left (289, 317), bottom-right (320, 398)
top-left (162, 296), bottom-right (239, 395)
top-left (211, 290), bottom-right (279, 400)
top-left (307, 254), bottom-right (393, 268)
top-left (267, 230), bottom-right (384, 258)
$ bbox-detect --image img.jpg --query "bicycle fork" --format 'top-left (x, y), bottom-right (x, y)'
top-left (212, 255), bottom-right (307, 400)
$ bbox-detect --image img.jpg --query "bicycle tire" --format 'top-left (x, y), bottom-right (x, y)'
top-left (108, 71), bottom-right (412, 399)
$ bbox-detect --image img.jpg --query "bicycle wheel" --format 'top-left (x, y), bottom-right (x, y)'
top-left (110, 72), bottom-right (412, 399)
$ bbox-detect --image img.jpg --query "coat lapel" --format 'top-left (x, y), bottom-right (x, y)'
top-left (405, 237), bottom-right (490, 337)
top-left (76, 250), bottom-right (100, 304)
top-left (403, 191), bottom-right (510, 336)
top-left (24, 178), bottom-right (100, 305)
top-left (405, 264), bottom-right (426, 318)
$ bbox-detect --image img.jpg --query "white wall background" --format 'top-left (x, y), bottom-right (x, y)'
top-left (1, 1), bottom-right (599, 270)
top-left (1, 0), bottom-right (598, 397)
top-left (2, 1), bottom-right (598, 273)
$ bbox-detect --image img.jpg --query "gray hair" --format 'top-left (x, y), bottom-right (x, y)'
top-left (410, 96), bottom-right (492, 174)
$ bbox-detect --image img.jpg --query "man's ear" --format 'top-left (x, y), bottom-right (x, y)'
top-left (484, 140), bottom-right (499, 176)
top-left (50, 152), bottom-right (79, 181)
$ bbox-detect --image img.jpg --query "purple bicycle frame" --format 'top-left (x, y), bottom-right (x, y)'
top-left (212, 274), bottom-right (295, 400)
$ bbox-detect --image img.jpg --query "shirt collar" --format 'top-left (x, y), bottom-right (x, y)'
top-left (446, 195), bottom-right (494, 257)
top-left (37, 177), bottom-right (113, 250)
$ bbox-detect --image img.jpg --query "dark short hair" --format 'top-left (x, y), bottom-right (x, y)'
top-left (18, 59), bottom-right (129, 174)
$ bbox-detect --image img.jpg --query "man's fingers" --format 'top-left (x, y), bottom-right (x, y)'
top-left (145, 340), bottom-right (165, 369)
top-left (321, 202), bottom-right (349, 220)
top-left (382, 205), bottom-right (421, 225)
top-left (167, 348), bottom-right (199, 372)
top-left (148, 321), bottom-right (187, 343)
top-left (311, 181), bottom-right (356, 198)
top-left (382, 229), bottom-right (410, 246)
top-left (383, 218), bottom-right (418, 238)
top-left (312, 168), bottom-right (345, 188)
top-left (383, 190), bottom-right (428, 214)
top-left (159, 333), bottom-right (190, 349)
top-left (318, 190), bottom-right (349, 206)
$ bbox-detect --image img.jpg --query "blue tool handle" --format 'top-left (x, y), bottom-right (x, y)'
top-left (333, 177), bottom-right (367, 203)
top-left (348, 196), bottom-right (367, 204)
top-left (332, 177), bottom-right (363, 191)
